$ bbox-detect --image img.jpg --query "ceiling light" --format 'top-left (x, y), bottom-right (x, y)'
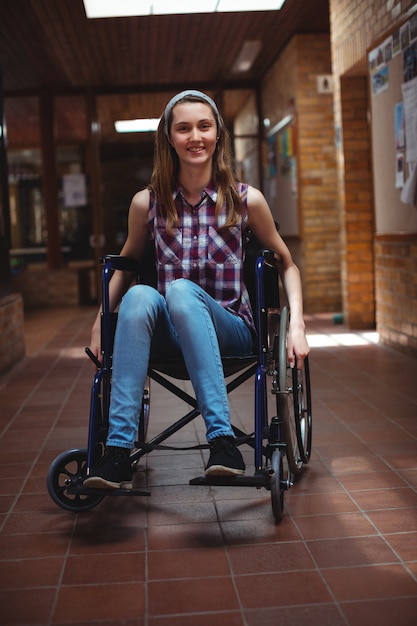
top-left (232, 40), bottom-right (262, 73)
top-left (152, 1), bottom-right (215, 14)
top-left (218, 0), bottom-right (286, 10)
top-left (83, 0), bottom-right (286, 18)
top-left (115, 118), bottom-right (160, 133)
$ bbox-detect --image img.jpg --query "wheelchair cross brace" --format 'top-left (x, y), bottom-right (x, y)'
top-left (128, 362), bottom-right (260, 464)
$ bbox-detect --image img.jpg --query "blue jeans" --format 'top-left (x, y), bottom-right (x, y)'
top-left (107, 279), bottom-right (254, 448)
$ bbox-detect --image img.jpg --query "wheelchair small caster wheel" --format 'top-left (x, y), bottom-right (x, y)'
top-left (270, 449), bottom-right (286, 523)
top-left (47, 448), bottom-right (104, 512)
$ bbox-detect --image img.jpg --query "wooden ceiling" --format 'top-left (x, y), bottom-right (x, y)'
top-left (0, 0), bottom-right (329, 149)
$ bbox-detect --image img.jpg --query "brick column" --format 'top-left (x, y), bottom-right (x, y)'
top-left (340, 76), bottom-right (375, 328)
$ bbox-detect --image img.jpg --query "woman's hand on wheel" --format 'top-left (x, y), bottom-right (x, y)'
top-left (287, 323), bottom-right (310, 370)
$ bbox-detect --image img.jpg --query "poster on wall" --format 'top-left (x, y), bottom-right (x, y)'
top-left (290, 157), bottom-right (298, 198)
top-left (371, 65), bottom-right (389, 95)
top-left (401, 162), bottom-right (417, 206)
top-left (392, 29), bottom-right (401, 57)
top-left (411, 13), bottom-right (417, 41)
top-left (384, 36), bottom-right (393, 63)
top-left (401, 77), bottom-right (417, 163)
top-left (403, 13), bottom-right (417, 83)
top-left (401, 77), bottom-right (417, 206)
top-left (395, 102), bottom-right (405, 187)
top-left (63, 174), bottom-right (87, 207)
top-left (396, 152), bottom-right (405, 188)
top-left (369, 46), bottom-right (390, 95)
top-left (403, 42), bottom-right (417, 82)
top-left (400, 21), bottom-right (410, 50)
top-left (395, 102), bottom-right (405, 149)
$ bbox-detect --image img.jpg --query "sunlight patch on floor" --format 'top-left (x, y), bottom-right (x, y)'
top-left (306, 331), bottom-right (379, 348)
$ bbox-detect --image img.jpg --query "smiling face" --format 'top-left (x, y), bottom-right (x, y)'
top-left (168, 101), bottom-right (218, 169)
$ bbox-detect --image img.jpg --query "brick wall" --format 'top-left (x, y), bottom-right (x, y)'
top-left (0, 293), bottom-right (25, 374)
top-left (330, 0), bottom-right (416, 78)
top-left (296, 35), bottom-right (340, 313)
top-left (375, 235), bottom-right (417, 353)
top-left (340, 75), bottom-right (375, 328)
top-left (261, 34), bottom-right (340, 313)
top-left (11, 267), bottom-right (80, 309)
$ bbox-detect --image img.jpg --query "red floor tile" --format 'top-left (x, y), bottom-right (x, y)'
top-left (0, 557), bottom-right (64, 589)
top-left (306, 535), bottom-right (399, 568)
top-left (53, 583), bottom-right (146, 622)
top-left (227, 541), bottom-right (314, 574)
top-left (235, 570), bottom-right (332, 608)
top-left (294, 512), bottom-right (377, 540)
top-left (351, 487), bottom-right (417, 511)
top-left (244, 604), bottom-right (346, 626)
top-left (366, 507), bottom-right (417, 534)
top-left (341, 597), bottom-right (417, 626)
top-left (148, 546), bottom-right (230, 579)
top-left (62, 552), bottom-right (146, 585)
top-left (148, 577), bottom-right (239, 615)
top-left (323, 563), bottom-right (417, 602)
top-left (1, 588), bottom-right (56, 625)
top-left (385, 531), bottom-right (417, 561)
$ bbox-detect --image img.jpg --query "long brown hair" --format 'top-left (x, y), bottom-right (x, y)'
top-left (150, 93), bottom-right (243, 233)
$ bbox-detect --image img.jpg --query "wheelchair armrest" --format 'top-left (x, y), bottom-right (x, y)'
top-left (260, 249), bottom-right (282, 270)
top-left (101, 255), bottom-right (139, 273)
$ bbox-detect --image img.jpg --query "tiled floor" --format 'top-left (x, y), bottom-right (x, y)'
top-left (1, 307), bottom-right (417, 626)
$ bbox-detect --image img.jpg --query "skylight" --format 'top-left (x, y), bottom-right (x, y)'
top-left (83, 0), bottom-right (286, 18)
top-left (115, 118), bottom-right (160, 133)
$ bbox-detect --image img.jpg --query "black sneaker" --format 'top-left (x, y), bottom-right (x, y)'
top-left (205, 436), bottom-right (245, 476)
top-left (83, 446), bottom-right (133, 489)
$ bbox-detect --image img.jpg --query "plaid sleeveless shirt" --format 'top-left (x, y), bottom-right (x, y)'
top-left (147, 181), bottom-right (255, 334)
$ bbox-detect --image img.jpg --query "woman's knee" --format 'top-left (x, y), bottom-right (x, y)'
top-left (119, 285), bottom-right (162, 321)
top-left (165, 279), bottom-right (199, 314)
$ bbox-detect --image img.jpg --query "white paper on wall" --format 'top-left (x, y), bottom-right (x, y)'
top-left (401, 77), bottom-right (417, 164)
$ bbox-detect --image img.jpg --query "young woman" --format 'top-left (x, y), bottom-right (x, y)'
top-left (84, 90), bottom-right (309, 489)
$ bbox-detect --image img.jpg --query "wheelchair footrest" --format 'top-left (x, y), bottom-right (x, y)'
top-left (68, 486), bottom-right (151, 497)
top-left (189, 474), bottom-right (270, 488)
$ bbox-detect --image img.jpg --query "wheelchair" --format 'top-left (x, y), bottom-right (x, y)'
top-left (47, 231), bottom-right (312, 523)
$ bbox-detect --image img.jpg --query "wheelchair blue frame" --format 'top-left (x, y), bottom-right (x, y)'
top-left (47, 246), bottom-right (312, 522)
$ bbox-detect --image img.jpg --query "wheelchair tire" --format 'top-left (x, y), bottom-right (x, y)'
top-left (47, 448), bottom-right (105, 512)
top-left (278, 307), bottom-right (305, 477)
top-left (270, 449), bottom-right (285, 523)
top-left (292, 356), bottom-right (312, 465)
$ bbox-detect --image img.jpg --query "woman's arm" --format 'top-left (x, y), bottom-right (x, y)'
top-left (89, 188), bottom-right (150, 362)
top-left (246, 185), bottom-right (310, 369)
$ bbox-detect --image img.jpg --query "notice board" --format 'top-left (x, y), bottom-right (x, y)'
top-left (369, 13), bottom-right (417, 233)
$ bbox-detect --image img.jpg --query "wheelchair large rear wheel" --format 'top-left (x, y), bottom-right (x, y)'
top-left (278, 307), bottom-right (312, 476)
top-left (47, 448), bottom-right (105, 512)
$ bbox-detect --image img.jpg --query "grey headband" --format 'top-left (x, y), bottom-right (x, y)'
top-left (164, 90), bottom-right (222, 137)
